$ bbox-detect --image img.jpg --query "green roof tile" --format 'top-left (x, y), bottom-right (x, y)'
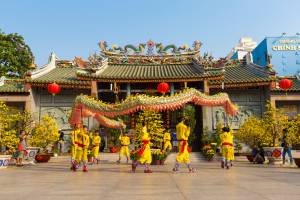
top-left (0, 82), bottom-right (26, 93)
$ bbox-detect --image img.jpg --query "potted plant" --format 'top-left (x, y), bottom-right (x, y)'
top-left (87, 150), bottom-right (93, 163)
top-left (151, 150), bottom-right (161, 165)
top-left (130, 150), bottom-right (140, 171)
top-left (285, 114), bottom-right (300, 167)
top-left (236, 116), bottom-right (268, 163)
top-left (202, 144), bottom-right (215, 161)
top-left (29, 115), bottom-right (59, 163)
top-left (235, 143), bottom-right (242, 156)
top-left (160, 151), bottom-right (167, 165)
top-left (109, 129), bottom-right (120, 153)
top-left (0, 101), bottom-right (21, 168)
top-left (261, 103), bottom-right (288, 164)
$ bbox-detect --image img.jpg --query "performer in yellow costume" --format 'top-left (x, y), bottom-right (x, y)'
top-left (91, 130), bottom-right (101, 164)
top-left (117, 130), bottom-right (130, 164)
top-left (220, 127), bottom-right (234, 169)
top-left (70, 124), bottom-right (81, 170)
top-left (163, 130), bottom-right (172, 152)
top-left (173, 117), bottom-right (195, 173)
top-left (73, 125), bottom-right (90, 172)
top-left (132, 122), bottom-right (152, 173)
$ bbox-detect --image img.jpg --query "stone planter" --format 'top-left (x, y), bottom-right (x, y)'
top-left (35, 153), bottom-right (51, 163)
top-left (0, 155), bottom-right (12, 169)
top-left (25, 147), bottom-right (40, 161)
top-left (293, 158), bottom-right (300, 168)
top-left (263, 147), bottom-right (283, 165)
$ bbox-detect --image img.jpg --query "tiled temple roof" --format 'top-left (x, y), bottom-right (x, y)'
top-left (28, 66), bottom-right (90, 87)
top-left (76, 63), bottom-right (223, 82)
top-left (272, 77), bottom-right (300, 92)
top-left (0, 80), bottom-right (27, 93)
top-left (209, 63), bottom-right (275, 88)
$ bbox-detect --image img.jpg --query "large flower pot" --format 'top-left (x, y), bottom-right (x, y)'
top-left (293, 158), bottom-right (300, 168)
top-left (263, 147), bottom-right (283, 165)
top-left (25, 147), bottom-right (40, 161)
top-left (151, 160), bottom-right (161, 165)
top-left (0, 155), bottom-right (12, 169)
top-left (35, 153), bottom-right (51, 163)
top-left (246, 155), bottom-right (254, 162)
top-left (109, 147), bottom-right (119, 153)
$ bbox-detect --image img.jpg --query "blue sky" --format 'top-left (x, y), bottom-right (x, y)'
top-left (1, 0), bottom-right (300, 65)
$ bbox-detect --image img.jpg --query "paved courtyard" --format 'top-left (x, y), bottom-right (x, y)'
top-left (1, 153), bottom-right (300, 200)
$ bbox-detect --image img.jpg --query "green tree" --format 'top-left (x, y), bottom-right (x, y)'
top-left (0, 30), bottom-right (34, 77)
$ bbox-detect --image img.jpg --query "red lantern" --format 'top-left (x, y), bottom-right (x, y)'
top-left (47, 82), bottom-right (61, 95)
top-left (157, 82), bottom-right (170, 94)
top-left (279, 79), bottom-right (293, 90)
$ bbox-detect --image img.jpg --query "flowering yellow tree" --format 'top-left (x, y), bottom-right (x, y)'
top-left (30, 115), bottom-right (59, 150)
top-left (0, 100), bottom-right (21, 152)
top-left (235, 116), bottom-right (268, 148)
top-left (286, 114), bottom-right (300, 146)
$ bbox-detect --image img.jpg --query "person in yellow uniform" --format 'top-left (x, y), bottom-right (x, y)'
top-left (220, 127), bottom-right (234, 169)
top-left (132, 121), bottom-right (152, 173)
top-left (163, 130), bottom-right (172, 152)
top-left (173, 117), bottom-right (195, 173)
top-left (117, 130), bottom-right (130, 164)
top-left (73, 125), bottom-right (90, 172)
top-left (70, 124), bottom-right (81, 170)
top-left (91, 130), bottom-right (101, 164)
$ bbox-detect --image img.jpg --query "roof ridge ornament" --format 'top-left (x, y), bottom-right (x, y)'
top-left (0, 76), bottom-right (6, 86)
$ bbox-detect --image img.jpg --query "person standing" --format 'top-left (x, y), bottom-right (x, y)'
top-left (72, 125), bottom-right (90, 172)
top-left (70, 124), bottom-right (81, 170)
top-left (163, 130), bottom-right (172, 152)
top-left (132, 121), bottom-right (152, 173)
top-left (91, 130), bottom-right (101, 164)
top-left (117, 130), bottom-right (130, 164)
top-left (281, 128), bottom-right (293, 165)
top-left (16, 130), bottom-right (27, 167)
top-left (173, 117), bottom-right (195, 173)
top-left (220, 127), bottom-right (234, 169)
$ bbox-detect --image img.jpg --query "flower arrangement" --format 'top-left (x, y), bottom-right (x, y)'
top-left (130, 150), bottom-right (140, 161)
top-left (202, 144), bottom-right (215, 161)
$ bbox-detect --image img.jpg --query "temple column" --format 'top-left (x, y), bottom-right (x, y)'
top-left (91, 81), bottom-right (98, 98)
top-left (126, 83), bottom-right (131, 96)
top-left (170, 83), bottom-right (174, 95)
top-left (202, 80), bottom-right (212, 132)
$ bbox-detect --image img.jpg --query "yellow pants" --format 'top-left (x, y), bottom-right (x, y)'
top-left (163, 141), bottom-right (172, 151)
top-left (176, 141), bottom-right (190, 164)
top-left (221, 146), bottom-right (234, 161)
top-left (139, 146), bottom-right (152, 164)
top-left (119, 146), bottom-right (130, 157)
top-left (71, 145), bottom-right (77, 159)
top-left (92, 146), bottom-right (99, 158)
top-left (75, 148), bottom-right (88, 163)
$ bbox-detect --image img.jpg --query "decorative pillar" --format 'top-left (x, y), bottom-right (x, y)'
top-left (126, 83), bottom-right (131, 96)
top-left (202, 80), bottom-right (212, 132)
top-left (184, 82), bottom-right (187, 88)
top-left (91, 81), bottom-right (98, 98)
top-left (170, 83), bottom-right (174, 95)
top-left (203, 79), bottom-right (209, 95)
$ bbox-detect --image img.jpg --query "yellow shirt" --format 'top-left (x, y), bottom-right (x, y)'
top-left (71, 129), bottom-right (81, 146)
top-left (119, 135), bottom-right (130, 146)
top-left (220, 131), bottom-right (233, 145)
top-left (142, 127), bottom-right (150, 141)
top-left (76, 130), bottom-right (90, 149)
top-left (176, 122), bottom-right (190, 141)
top-left (164, 132), bottom-right (171, 142)
top-left (92, 135), bottom-right (101, 146)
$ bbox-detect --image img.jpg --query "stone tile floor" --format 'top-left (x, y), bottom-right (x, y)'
top-left (1, 153), bottom-right (300, 200)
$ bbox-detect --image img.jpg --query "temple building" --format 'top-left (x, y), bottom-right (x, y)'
top-left (1, 40), bottom-right (300, 149)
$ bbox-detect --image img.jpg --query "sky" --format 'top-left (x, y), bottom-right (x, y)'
top-left (1, 0), bottom-right (300, 66)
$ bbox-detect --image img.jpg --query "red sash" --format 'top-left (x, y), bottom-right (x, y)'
top-left (180, 140), bottom-right (187, 153)
top-left (137, 140), bottom-right (149, 156)
top-left (222, 142), bottom-right (233, 147)
top-left (75, 142), bottom-right (86, 148)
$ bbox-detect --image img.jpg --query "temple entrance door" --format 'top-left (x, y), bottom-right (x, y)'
top-left (190, 105), bottom-right (203, 151)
